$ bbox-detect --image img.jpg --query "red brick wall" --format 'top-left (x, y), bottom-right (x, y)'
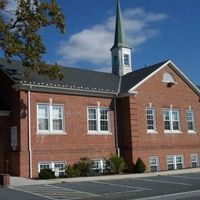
top-left (128, 64), bottom-right (200, 171)
top-left (19, 91), bottom-right (116, 177)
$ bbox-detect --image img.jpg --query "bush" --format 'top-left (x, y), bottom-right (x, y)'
top-left (75, 157), bottom-right (93, 176)
top-left (134, 158), bottom-right (146, 173)
top-left (109, 154), bottom-right (125, 174)
top-left (65, 165), bottom-right (80, 178)
top-left (39, 169), bottom-right (56, 179)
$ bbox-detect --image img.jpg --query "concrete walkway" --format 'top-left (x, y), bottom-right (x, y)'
top-left (10, 167), bottom-right (200, 187)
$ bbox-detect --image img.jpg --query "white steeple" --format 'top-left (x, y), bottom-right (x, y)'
top-left (110, 0), bottom-right (132, 76)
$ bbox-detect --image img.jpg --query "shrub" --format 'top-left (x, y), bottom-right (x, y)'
top-left (109, 154), bottom-right (125, 174)
top-left (134, 158), bottom-right (146, 173)
top-left (75, 157), bottom-right (93, 176)
top-left (65, 165), bottom-right (80, 178)
top-left (39, 168), bottom-right (56, 179)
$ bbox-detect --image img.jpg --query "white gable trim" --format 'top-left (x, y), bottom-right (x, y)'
top-left (129, 60), bottom-right (200, 96)
top-left (0, 111), bottom-right (10, 116)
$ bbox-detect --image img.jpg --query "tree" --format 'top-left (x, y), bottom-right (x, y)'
top-left (134, 158), bottom-right (146, 173)
top-left (0, 0), bottom-right (65, 79)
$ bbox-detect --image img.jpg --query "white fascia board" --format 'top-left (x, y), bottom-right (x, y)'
top-left (168, 60), bottom-right (200, 95)
top-left (129, 60), bottom-right (200, 96)
top-left (0, 111), bottom-right (10, 116)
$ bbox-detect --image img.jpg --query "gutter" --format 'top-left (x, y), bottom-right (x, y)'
top-left (28, 89), bottom-right (33, 178)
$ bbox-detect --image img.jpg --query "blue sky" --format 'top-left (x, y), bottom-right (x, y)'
top-left (5, 0), bottom-right (200, 85)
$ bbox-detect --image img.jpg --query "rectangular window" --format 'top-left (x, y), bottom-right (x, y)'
top-left (38, 161), bottom-right (66, 176)
top-left (187, 111), bottom-right (196, 132)
top-left (54, 162), bottom-right (66, 176)
top-left (149, 157), bottom-right (159, 172)
top-left (163, 109), bottom-right (180, 132)
top-left (37, 104), bottom-right (64, 133)
top-left (167, 155), bottom-right (184, 170)
top-left (146, 108), bottom-right (156, 132)
top-left (91, 159), bottom-right (108, 174)
top-left (38, 162), bottom-right (52, 172)
top-left (191, 154), bottom-right (198, 168)
top-left (88, 107), bottom-right (110, 133)
top-left (124, 54), bottom-right (130, 65)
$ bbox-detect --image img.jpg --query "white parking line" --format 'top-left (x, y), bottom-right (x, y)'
top-left (134, 189), bottom-right (200, 200)
top-left (138, 178), bottom-right (192, 186)
top-left (170, 175), bottom-right (200, 180)
top-left (92, 181), bottom-right (152, 191)
top-left (46, 184), bottom-right (100, 197)
top-left (10, 187), bottom-right (58, 200)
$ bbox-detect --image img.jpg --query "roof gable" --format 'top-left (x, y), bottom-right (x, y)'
top-left (128, 60), bottom-right (200, 96)
top-left (120, 60), bottom-right (169, 93)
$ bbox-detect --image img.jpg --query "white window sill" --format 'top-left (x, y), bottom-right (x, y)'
top-left (164, 131), bottom-right (182, 134)
top-left (87, 132), bottom-right (112, 135)
top-left (188, 131), bottom-right (197, 134)
top-left (37, 132), bottom-right (67, 135)
top-left (147, 130), bottom-right (158, 134)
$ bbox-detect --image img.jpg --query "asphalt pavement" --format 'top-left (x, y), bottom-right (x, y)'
top-left (2, 171), bottom-right (200, 200)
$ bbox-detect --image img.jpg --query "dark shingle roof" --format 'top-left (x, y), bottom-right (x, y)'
top-left (0, 59), bottom-right (120, 94)
top-left (0, 58), bottom-right (169, 95)
top-left (120, 60), bottom-right (169, 93)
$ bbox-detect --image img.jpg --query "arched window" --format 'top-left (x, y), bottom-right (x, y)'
top-left (162, 72), bottom-right (176, 84)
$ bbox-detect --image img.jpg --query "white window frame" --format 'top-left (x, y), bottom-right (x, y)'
top-left (38, 161), bottom-right (66, 175)
top-left (167, 155), bottom-right (184, 170)
top-left (191, 153), bottom-right (198, 168)
top-left (87, 106), bottom-right (111, 134)
top-left (146, 107), bottom-right (157, 133)
top-left (163, 109), bottom-right (181, 133)
top-left (186, 110), bottom-right (196, 133)
top-left (149, 156), bottom-right (159, 172)
top-left (38, 162), bottom-right (52, 172)
top-left (37, 103), bottom-right (65, 134)
top-left (91, 159), bottom-right (108, 173)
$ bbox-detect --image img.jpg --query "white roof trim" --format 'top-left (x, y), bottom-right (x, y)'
top-left (0, 111), bottom-right (10, 116)
top-left (129, 60), bottom-right (200, 96)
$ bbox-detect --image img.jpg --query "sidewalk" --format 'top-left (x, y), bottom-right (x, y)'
top-left (10, 167), bottom-right (200, 187)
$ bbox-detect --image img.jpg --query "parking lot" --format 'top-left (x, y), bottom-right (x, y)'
top-left (2, 172), bottom-right (200, 200)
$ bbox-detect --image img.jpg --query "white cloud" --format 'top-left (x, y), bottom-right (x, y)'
top-left (57, 7), bottom-right (168, 71)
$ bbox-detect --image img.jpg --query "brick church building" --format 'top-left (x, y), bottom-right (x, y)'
top-left (0, 0), bottom-right (200, 178)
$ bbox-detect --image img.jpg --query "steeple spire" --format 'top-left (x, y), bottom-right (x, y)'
top-left (111, 0), bottom-right (132, 76)
top-left (111, 0), bottom-right (131, 50)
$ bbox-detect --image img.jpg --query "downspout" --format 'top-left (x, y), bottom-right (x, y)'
top-left (114, 97), bottom-right (120, 157)
top-left (28, 89), bottom-right (32, 178)
top-left (114, 76), bottom-right (122, 157)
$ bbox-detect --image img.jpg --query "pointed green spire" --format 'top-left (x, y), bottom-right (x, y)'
top-left (111, 0), bottom-right (131, 50)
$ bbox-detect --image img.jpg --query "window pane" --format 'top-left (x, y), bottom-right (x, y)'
top-left (88, 108), bottom-right (97, 119)
top-left (164, 121), bottom-right (170, 130)
top-left (89, 120), bottom-right (97, 131)
top-left (100, 121), bottom-right (108, 131)
top-left (53, 119), bottom-right (63, 131)
top-left (173, 121), bottom-right (179, 130)
top-left (38, 105), bottom-right (48, 118)
top-left (168, 164), bottom-right (174, 170)
top-left (150, 166), bottom-right (158, 172)
top-left (124, 54), bottom-right (130, 65)
top-left (39, 119), bottom-right (48, 130)
top-left (52, 106), bottom-right (62, 118)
